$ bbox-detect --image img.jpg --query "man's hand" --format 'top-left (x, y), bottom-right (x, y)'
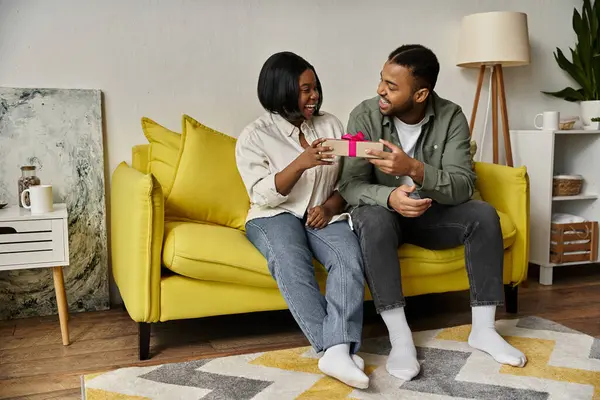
top-left (366, 139), bottom-right (422, 179)
top-left (388, 185), bottom-right (432, 217)
top-left (306, 205), bottom-right (333, 229)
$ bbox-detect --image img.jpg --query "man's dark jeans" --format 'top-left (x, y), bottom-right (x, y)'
top-left (351, 199), bottom-right (505, 313)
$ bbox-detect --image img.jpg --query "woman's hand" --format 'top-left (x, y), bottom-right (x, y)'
top-left (275, 138), bottom-right (334, 196)
top-left (306, 191), bottom-right (346, 229)
top-left (306, 205), bottom-right (333, 229)
top-left (292, 138), bottom-right (334, 172)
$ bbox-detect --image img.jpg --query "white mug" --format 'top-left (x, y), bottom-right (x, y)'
top-left (21, 185), bottom-right (53, 214)
top-left (534, 111), bottom-right (560, 130)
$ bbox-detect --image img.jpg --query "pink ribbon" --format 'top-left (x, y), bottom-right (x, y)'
top-left (341, 131), bottom-right (365, 157)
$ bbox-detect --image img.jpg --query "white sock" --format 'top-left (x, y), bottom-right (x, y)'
top-left (318, 344), bottom-right (369, 389)
top-left (380, 307), bottom-right (420, 381)
top-left (468, 305), bottom-right (527, 367)
top-left (352, 354), bottom-right (364, 371)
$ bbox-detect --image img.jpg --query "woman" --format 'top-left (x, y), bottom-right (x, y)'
top-left (235, 51), bottom-right (369, 389)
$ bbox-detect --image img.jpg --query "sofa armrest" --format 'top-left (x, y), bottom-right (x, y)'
top-left (111, 162), bottom-right (163, 322)
top-left (474, 161), bottom-right (530, 284)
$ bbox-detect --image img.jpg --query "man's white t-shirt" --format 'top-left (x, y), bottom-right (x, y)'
top-left (393, 116), bottom-right (425, 194)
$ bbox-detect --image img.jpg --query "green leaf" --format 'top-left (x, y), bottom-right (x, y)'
top-left (575, 10), bottom-right (592, 73)
top-left (596, 0), bottom-right (600, 35)
top-left (573, 9), bottom-right (584, 37)
top-left (592, 53), bottom-right (600, 99)
top-left (584, 0), bottom-right (597, 43)
top-left (555, 48), bottom-right (592, 96)
top-left (542, 87), bottom-right (587, 102)
top-left (594, 0), bottom-right (600, 53)
top-left (573, 9), bottom-right (591, 81)
top-left (545, 0), bottom-right (600, 101)
top-left (583, 7), bottom-right (596, 56)
top-left (570, 48), bottom-right (583, 69)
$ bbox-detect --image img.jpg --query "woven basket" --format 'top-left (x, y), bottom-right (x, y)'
top-left (559, 120), bottom-right (576, 130)
top-left (553, 174), bottom-right (583, 196)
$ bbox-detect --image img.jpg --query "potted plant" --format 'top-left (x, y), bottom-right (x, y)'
top-left (586, 116), bottom-right (600, 130)
top-left (543, 0), bottom-right (600, 127)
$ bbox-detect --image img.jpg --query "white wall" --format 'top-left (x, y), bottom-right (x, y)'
top-left (0, 0), bottom-right (582, 304)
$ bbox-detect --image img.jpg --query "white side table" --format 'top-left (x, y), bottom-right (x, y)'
top-left (0, 203), bottom-right (70, 345)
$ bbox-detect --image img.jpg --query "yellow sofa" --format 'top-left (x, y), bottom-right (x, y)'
top-left (110, 115), bottom-right (529, 360)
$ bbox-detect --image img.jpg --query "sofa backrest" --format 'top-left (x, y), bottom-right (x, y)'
top-left (132, 144), bottom-right (150, 174)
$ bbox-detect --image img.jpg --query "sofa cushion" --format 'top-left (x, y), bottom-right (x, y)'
top-left (165, 115), bottom-right (250, 230)
top-left (141, 117), bottom-right (181, 198)
top-left (399, 209), bottom-right (516, 277)
top-left (163, 221), bottom-right (277, 288)
top-left (163, 209), bottom-right (516, 287)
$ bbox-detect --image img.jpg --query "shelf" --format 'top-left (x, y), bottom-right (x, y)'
top-left (555, 130), bottom-right (600, 135)
top-left (547, 259), bottom-right (600, 267)
top-left (552, 194), bottom-right (599, 201)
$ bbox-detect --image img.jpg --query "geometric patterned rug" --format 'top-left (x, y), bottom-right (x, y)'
top-left (81, 317), bottom-right (600, 399)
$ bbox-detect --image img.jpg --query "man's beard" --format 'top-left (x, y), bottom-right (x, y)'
top-left (392, 97), bottom-right (415, 118)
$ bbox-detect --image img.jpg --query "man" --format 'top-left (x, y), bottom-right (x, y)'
top-left (338, 44), bottom-right (527, 381)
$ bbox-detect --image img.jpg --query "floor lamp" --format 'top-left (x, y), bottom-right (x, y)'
top-left (456, 11), bottom-right (531, 167)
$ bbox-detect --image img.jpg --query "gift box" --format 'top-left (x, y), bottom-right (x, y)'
top-left (322, 132), bottom-right (383, 159)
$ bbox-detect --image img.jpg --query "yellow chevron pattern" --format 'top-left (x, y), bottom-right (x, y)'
top-left (82, 317), bottom-right (600, 399)
top-left (501, 337), bottom-right (600, 400)
top-left (250, 347), bottom-right (378, 399)
top-left (435, 322), bottom-right (600, 399)
top-left (85, 388), bottom-right (150, 399)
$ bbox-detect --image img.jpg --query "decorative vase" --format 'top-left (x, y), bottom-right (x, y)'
top-left (580, 100), bottom-right (600, 127)
top-left (18, 165), bottom-right (41, 208)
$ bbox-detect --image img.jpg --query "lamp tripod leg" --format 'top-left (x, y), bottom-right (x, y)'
top-left (469, 65), bottom-right (486, 137)
top-left (496, 65), bottom-right (513, 167)
top-left (491, 65), bottom-right (499, 164)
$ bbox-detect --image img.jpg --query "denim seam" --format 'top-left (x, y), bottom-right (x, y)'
top-left (354, 210), bottom-right (404, 314)
top-left (377, 302), bottom-right (406, 313)
top-left (472, 300), bottom-right (504, 306)
top-left (363, 240), bottom-right (392, 313)
top-left (248, 221), bottom-right (324, 352)
top-left (306, 229), bottom-right (349, 346)
top-left (415, 222), bottom-right (480, 304)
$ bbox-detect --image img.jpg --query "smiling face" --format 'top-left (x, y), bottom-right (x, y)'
top-left (377, 61), bottom-right (428, 118)
top-left (298, 69), bottom-right (319, 121)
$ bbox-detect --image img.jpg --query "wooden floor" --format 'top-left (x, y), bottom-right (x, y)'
top-left (1, 264), bottom-right (600, 399)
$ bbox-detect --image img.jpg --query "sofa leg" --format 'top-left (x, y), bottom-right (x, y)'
top-left (139, 322), bottom-right (151, 360)
top-left (504, 284), bottom-right (518, 314)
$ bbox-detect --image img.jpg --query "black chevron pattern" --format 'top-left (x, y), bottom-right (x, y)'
top-left (360, 337), bottom-right (550, 399)
top-left (139, 358), bottom-right (272, 400)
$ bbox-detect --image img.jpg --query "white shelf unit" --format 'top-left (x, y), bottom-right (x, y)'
top-left (510, 129), bottom-right (600, 285)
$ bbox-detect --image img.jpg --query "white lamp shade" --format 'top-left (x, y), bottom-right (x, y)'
top-left (456, 11), bottom-right (530, 68)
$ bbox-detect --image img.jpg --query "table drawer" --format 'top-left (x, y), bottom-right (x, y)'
top-left (0, 219), bottom-right (52, 233)
top-left (0, 219), bottom-right (66, 267)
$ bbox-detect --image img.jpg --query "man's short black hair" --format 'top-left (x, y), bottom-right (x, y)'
top-left (388, 44), bottom-right (440, 92)
top-left (257, 51), bottom-right (322, 121)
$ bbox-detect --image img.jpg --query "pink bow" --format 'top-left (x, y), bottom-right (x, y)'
top-left (341, 131), bottom-right (366, 157)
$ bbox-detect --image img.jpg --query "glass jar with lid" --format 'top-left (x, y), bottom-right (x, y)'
top-left (18, 165), bottom-right (41, 207)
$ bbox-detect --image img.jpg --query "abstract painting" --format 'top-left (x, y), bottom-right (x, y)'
top-left (0, 88), bottom-right (109, 319)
